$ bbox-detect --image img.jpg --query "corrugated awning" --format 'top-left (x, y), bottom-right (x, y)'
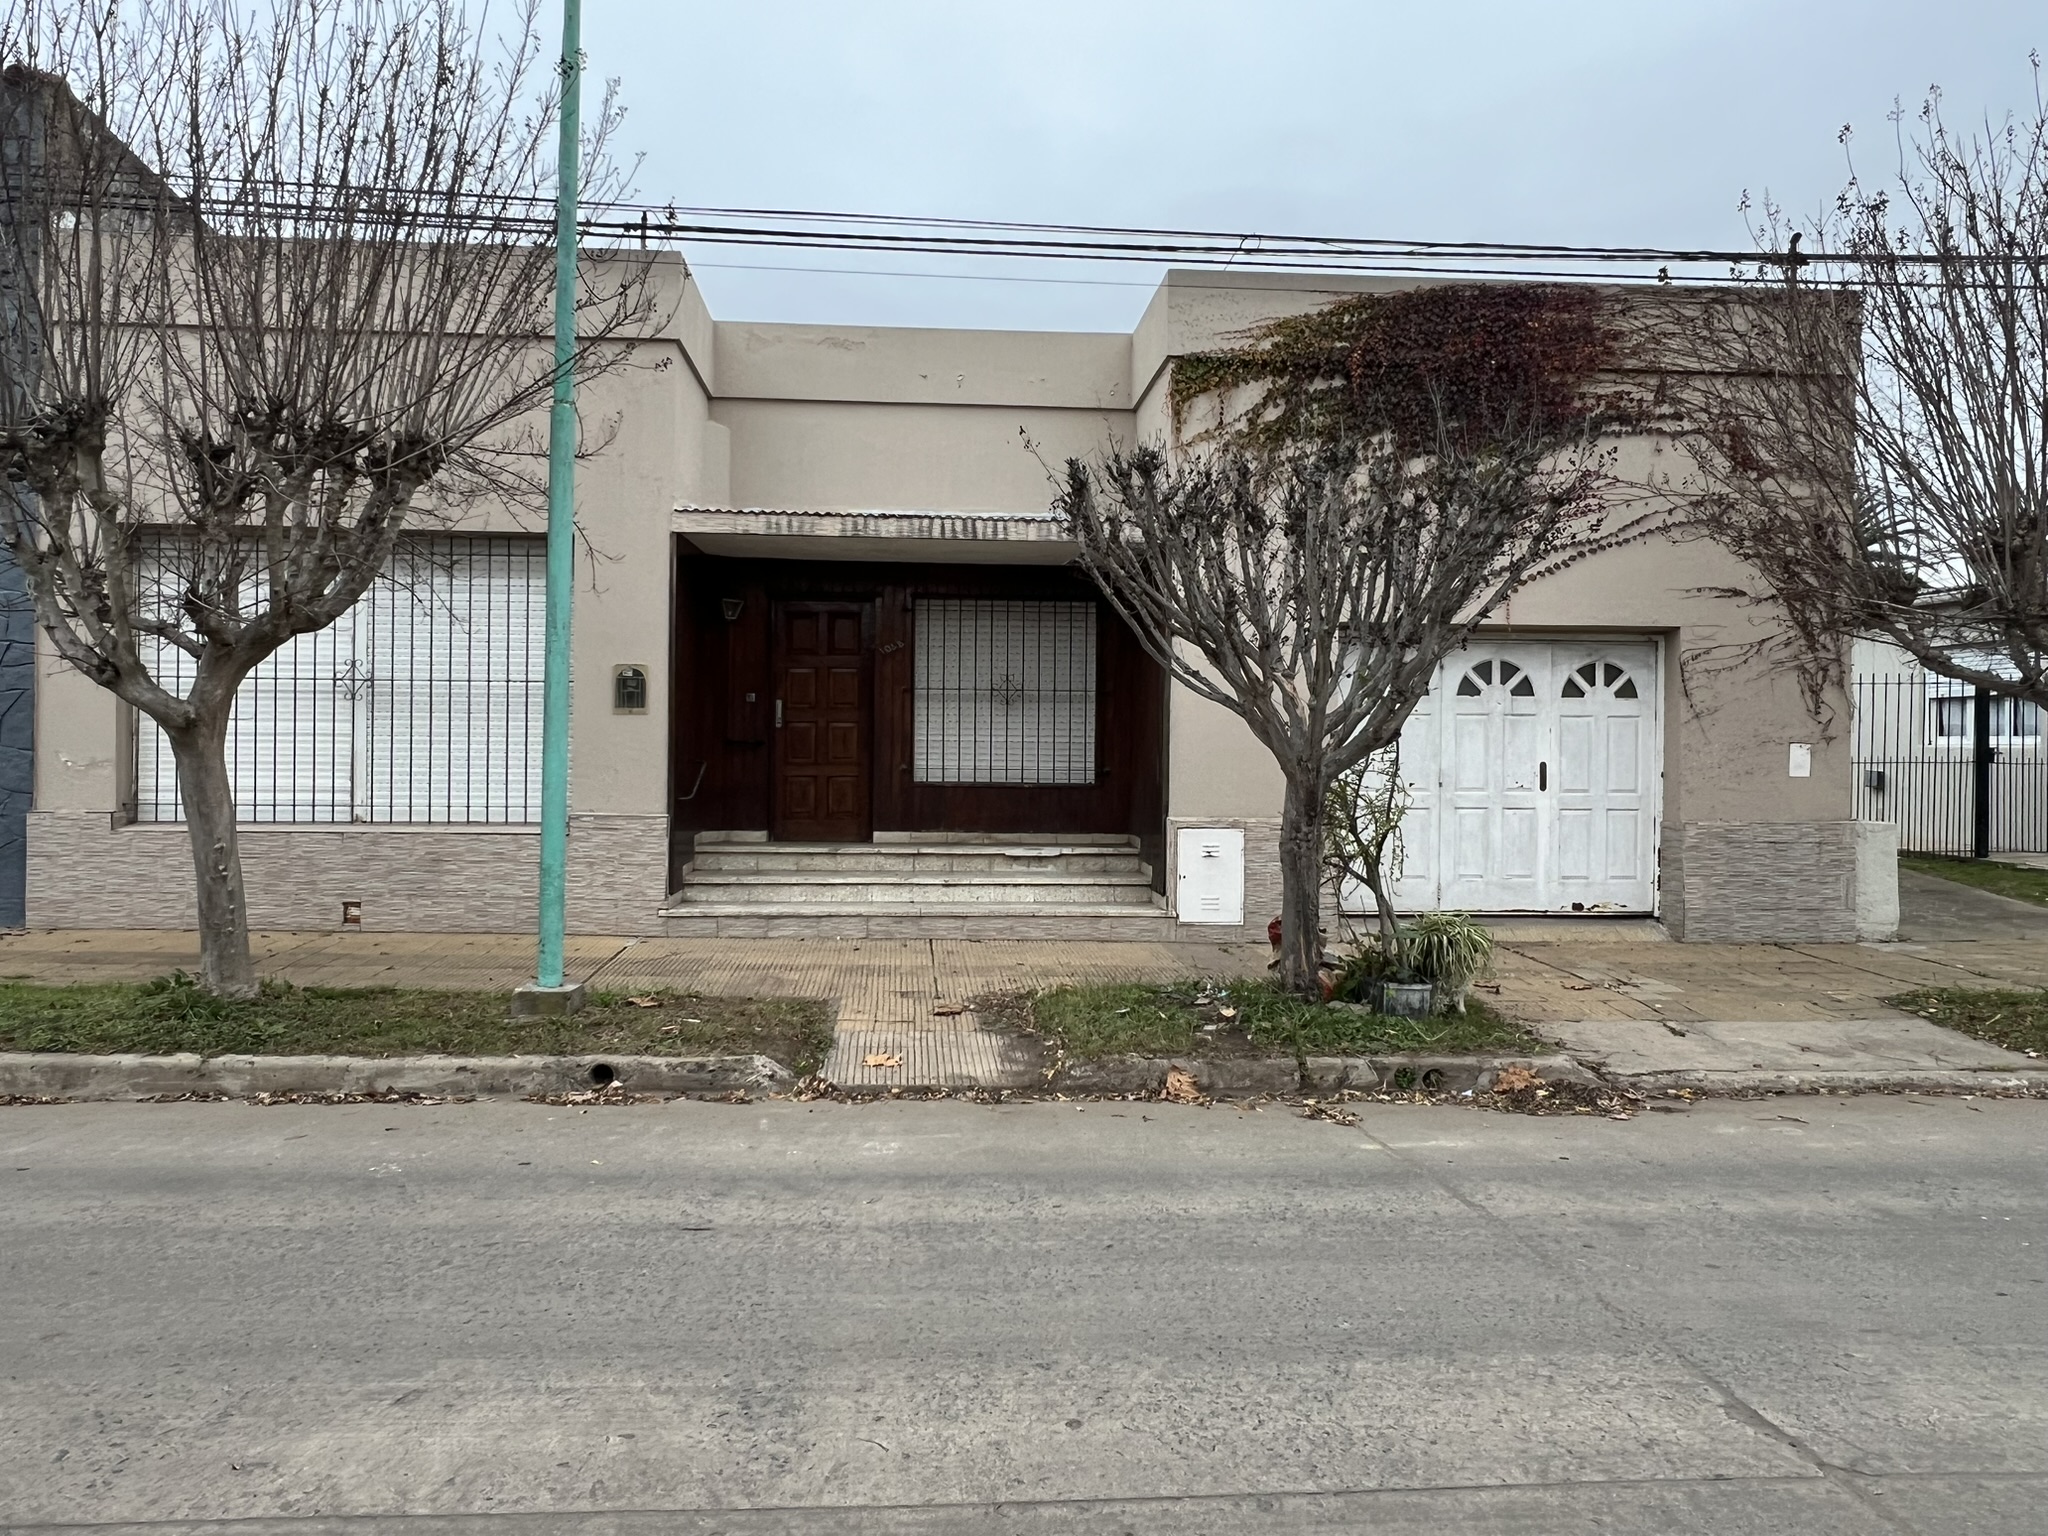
top-left (672, 506), bottom-right (1076, 565)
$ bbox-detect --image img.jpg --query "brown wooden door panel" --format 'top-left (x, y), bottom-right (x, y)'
top-left (773, 601), bottom-right (871, 841)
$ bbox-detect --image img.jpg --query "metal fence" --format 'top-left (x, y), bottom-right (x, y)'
top-left (912, 599), bottom-right (1098, 786)
top-left (136, 536), bottom-right (546, 824)
top-left (1851, 673), bottom-right (2048, 855)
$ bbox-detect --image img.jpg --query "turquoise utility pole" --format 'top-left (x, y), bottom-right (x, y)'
top-left (532, 0), bottom-right (581, 1003)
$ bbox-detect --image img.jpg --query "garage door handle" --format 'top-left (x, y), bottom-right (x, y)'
top-left (1539, 761), bottom-right (1547, 791)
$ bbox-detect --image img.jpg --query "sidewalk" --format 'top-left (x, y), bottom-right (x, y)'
top-left (1486, 873), bottom-right (2048, 1087)
top-left (0, 929), bottom-right (1270, 1089)
top-left (2, 899), bottom-right (2042, 1089)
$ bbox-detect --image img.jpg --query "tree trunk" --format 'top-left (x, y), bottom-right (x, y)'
top-left (1276, 775), bottom-right (1325, 995)
top-left (168, 725), bottom-right (258, 999)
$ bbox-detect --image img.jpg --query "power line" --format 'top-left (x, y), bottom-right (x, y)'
top-left (685, 256), bottom-right (1722, 289)
top-left (27, 167), bottom-right (2025, 279)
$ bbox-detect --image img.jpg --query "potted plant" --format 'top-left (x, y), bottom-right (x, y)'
top-left (1400, 911), bottom-right (1495, 1014)
top-left (1331, 912), bottom-right (1494, 1017)
top-left (1331, 932), bottom-right (1433, 1017)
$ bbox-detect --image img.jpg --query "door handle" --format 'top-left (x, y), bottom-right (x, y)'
top-left (1539, 761), bottom-right (1547, 791)
top-left (775, 699), bottom-right (783, 728)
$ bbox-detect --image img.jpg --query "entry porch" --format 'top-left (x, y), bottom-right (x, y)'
top-left (666, 518), bottom-right (1170, 936)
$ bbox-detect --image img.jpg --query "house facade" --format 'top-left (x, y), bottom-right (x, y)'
top-left (27, 263), bottom-right (1899, 943)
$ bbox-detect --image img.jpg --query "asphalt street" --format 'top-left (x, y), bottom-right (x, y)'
top-left (2, 1094), bottom-right (2044, 1534)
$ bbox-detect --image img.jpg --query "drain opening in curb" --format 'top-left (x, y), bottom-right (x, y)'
top-left (588, 1063), bottom-right (617, 1087)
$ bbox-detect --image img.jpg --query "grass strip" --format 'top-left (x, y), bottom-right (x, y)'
top-left (1886, 986), bottom-right (2048, 1058)
top-left (1019, 978), bottom-right (1548, 1062)
top-left (0, 975), bottom-right (835, 1074)
top-left (1900, 855), bottom-right (2048, 908)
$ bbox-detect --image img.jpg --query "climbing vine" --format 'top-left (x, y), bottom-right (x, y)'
top-left (1168, 283), bottom-right (1634, 452)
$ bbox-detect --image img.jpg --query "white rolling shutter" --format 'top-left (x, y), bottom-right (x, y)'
top-left (913, 599), bottom-right (1097, 785)
top-left (134, 536), bottom-right (544, 824)
top-left (363, 539), bottom-right (544, 822)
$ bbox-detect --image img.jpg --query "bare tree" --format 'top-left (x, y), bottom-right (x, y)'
top-left (1675, 66), bottom-right (2048, 717)
top-left (1057, 287), bottom-right (1655, 992)
top-left (1323, 740), bottom-right (1407, 945)
top-left (0, 0), bottom-right (652, 994)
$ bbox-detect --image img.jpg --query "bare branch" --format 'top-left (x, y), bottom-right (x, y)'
top-left (1671, 65), bottom-right (2048, 717)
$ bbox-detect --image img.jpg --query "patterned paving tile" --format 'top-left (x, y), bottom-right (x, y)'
top-left (824, 1026), bottom-right (1044, 1089)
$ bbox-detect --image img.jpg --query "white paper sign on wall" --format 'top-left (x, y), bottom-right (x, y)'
top-left (1176, 827), bottom-right (1246, 924)
top-left (1788, 742), bottom-right (1812, 778)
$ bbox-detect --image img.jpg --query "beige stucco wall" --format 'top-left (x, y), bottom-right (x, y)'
top-left (717, 401), bottom-right (1133, 515)
top-left (714, 322), bottom-right (1130, 411)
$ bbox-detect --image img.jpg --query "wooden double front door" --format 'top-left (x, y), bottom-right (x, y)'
top-left (772, 601), bottom-right (871, 841)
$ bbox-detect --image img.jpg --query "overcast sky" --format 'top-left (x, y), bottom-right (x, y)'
top-left (580, 1), bottom-right (2042, 334)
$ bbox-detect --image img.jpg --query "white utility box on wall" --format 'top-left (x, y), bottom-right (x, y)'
top-left (1175, 827), bottom-right (1246, 924)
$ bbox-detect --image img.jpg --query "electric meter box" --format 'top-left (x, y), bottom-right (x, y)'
top-left (1175, 827), bottom-right (1246, 925)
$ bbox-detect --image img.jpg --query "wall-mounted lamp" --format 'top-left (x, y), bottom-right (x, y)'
top-left (721, 596), bottom-right (745, 622)
top-left (613, 664), bottom-right (648, 714)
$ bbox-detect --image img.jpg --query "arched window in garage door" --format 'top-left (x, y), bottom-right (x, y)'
top-left (1455, 658), bottom-right (1537, 697)
top-left (1561, 660), bottom-right (1638, 700)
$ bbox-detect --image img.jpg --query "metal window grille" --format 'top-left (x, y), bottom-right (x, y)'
top-left (134, 535), bottom-right (546, 824)
top-left (1852, 673), bottom-right (2048, 855)
top-left (912, 598), bottom-right (1096, 785)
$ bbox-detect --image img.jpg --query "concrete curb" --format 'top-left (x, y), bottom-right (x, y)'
top-left (1304, 1053), bottom-right (1601, 1095)
top-left (1617, 1067), bottom-right (2048, 1096)
top-left (0, 1051), bottom-right (792, 1102)
top-left (1047, 1052), bottom-right (1595, 1099)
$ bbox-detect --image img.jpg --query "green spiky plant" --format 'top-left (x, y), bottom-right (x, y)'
top-left (1399, 912), bottom-right (1495, 1013)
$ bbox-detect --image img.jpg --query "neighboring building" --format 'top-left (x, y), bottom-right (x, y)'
top-left (1851, 637), bottom-right (2047, 856)
top-left (27, 263), bottom-right (1898, 943)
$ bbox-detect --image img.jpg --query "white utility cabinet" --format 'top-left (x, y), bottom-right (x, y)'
top-left (1175, 827), bottom-right (1246, 924)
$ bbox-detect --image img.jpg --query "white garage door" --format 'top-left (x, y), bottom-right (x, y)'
top-left (1352, 638), bottom-right (1660, 915)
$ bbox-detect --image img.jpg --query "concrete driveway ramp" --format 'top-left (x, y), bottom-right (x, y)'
top-left (1553, 1014), bottom-right (2039, 1078)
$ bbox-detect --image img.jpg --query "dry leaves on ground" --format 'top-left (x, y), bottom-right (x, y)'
top-left (863, 1052), bottom-right (904, 1069)
top-left (932, 1003), bottom-right (966, 1017)
top-left (1298, 1098), bottom-right (1359, 1127)
top-left (1483, 1078), bottom-right (1641, 1119)
top-left (1491, 1064), bottom-right (1543, 1093)
top-left (625, 996), bottom-right (664, 1008)
top-left (1162, 1066), bottom-right (1205, 1104)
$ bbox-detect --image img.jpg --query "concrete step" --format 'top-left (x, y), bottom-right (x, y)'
top-left (675, 872), bottom-right (1161, 907)
top-left (656, 903), bottom-right (1175, 940)
top-left (690, 844), bottom-right (1150, 877)
top-left (873, 831), bottom-right (1136, 846)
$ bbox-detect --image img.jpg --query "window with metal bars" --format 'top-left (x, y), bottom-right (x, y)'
top-left (912, 599), bottom-right (1096, 785)
top-left (133, 536), bottom-right (545, 823)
